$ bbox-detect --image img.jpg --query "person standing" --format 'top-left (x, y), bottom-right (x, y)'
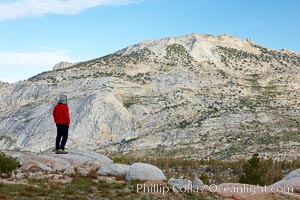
top-left (53, 94), bottom-right (70, 154)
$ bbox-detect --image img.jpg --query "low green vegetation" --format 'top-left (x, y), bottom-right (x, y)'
top-left (123, 96), bottom-right (138, 108)
top-left (0, 173), bottom-right (215, 200)
top-left (0, 151), bottom-right (19, 174)
top-left (0, 176), bottom-right (129, 200)
top-left (165, 44), bottom-right (195, 66)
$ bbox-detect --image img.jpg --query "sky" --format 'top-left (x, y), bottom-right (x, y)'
top-left (0, 0), bottom-right (299, 83)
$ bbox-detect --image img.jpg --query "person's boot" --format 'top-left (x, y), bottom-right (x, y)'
top-left (60, 150), bottom-right (68, 154)
top-left (55, 149), bottom-right (62, 154)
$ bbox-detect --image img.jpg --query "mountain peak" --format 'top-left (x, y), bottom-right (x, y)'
top-left (118, 33), bottom-right (258, 63)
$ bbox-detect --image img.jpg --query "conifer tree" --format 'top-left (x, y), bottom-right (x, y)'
top-left (239, 153), bottom-right (265, 186)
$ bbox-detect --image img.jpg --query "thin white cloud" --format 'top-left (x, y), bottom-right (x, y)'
top-left (0, 0), bottom-right (139, 21)
top-left (0, 49), bottom-right (76, 82)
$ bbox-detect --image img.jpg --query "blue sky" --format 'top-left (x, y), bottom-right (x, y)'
top-left (0, 0), bottom-right (299, 82)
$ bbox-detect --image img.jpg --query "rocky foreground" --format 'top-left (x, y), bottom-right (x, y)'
top-left (1, 150), bottom-right (300, 200)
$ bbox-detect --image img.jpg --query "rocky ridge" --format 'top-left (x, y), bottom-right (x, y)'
top-left (0, 33), bottom-right (300, 160)
top-left (52, 61), bottom-right (74, 71)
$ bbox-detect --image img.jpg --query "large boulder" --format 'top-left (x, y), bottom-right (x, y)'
top-left (126, 163), bottom-right (166, 181)
top-left (97, 163), bottom-right (130, 177)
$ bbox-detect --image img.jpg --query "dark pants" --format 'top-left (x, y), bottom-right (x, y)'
top-left (56, 124), bottom-right (69, 150)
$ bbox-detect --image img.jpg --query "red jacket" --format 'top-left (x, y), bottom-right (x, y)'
top-left (53, 103), bottom-right (70, 125)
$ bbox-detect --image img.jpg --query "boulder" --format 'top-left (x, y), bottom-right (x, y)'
top-left (126, 163), bottom-right (166, 181)
top-left (168, 178), bottom-right (192, 190)
top-left (63, 166), bottom-right (75, 176)
top-left (35, 155), bottom-right (72, 172)
top-left (192, 176), bottom-right (204, 189)
top-left (21, 160), bottom-right (52, 173)
top-left (97, 163), bottom-right (130, 177)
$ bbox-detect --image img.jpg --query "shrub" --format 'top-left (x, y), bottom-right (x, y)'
top-left (123, 96), bottom-right (137, 109)
top-left (0, 152), bottom-right (19, 174)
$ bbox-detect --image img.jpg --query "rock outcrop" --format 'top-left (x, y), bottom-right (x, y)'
top-left (269, 168), bottom-right (300, 193)
top-left (2, 150), bottom-right (167, 185)
top-left (53, 61), bottom-right (73, 70)
top-left (5, 149), bottom-right (112, 178)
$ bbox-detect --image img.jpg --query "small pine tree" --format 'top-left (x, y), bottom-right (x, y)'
top-left (0, 152), bottom-right (20, 174)
top-left (199, 172), bottom-right (209, 185)
top-left (239, 153), bottom-right (265, 186)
